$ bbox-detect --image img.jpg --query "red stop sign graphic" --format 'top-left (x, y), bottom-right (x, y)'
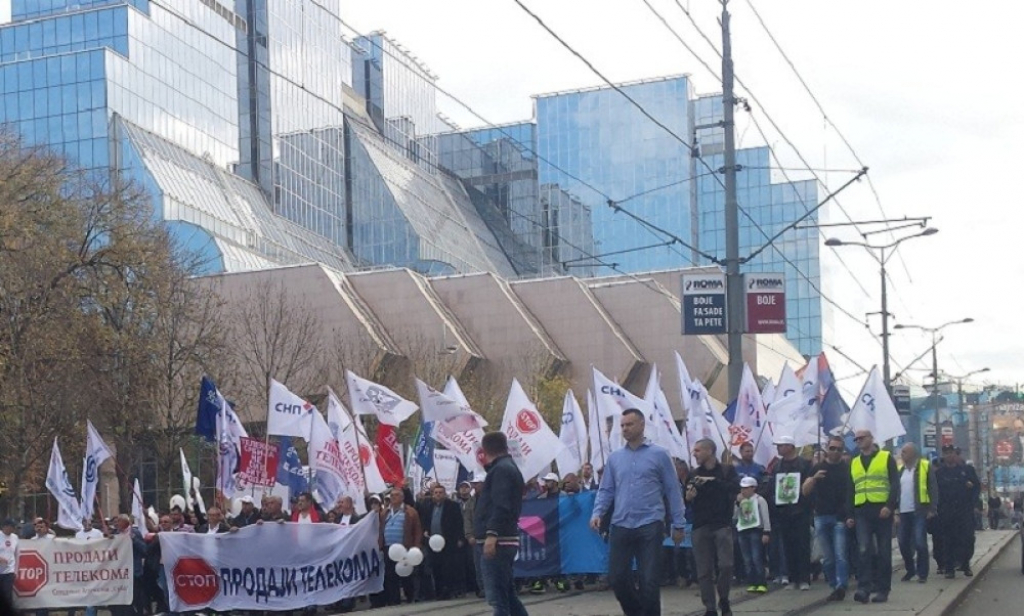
top-left (14, 551), bottom-right (48, 597)
top-left (516, 409), bottom-right (541, 434)
top-left (172, 557), bottom-right (220, 606)
top-left (358, 443), bottom-right (373, 466)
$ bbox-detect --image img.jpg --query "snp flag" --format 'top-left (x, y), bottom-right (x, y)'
top-left (847, 366), bottom-right (906, 443)
top-left (267, 378), bottom-right (316, 438)
top-left (46, 438), bottom-right (83, 531)
top-left (80, 421), bottom-right (113, 519)
top-left (346, 370), bottom-right (418, 427)
top-left (731, 364), bottom-right (774, 466)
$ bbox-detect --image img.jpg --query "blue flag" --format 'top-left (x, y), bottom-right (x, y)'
top-left (195, 376), bottom-right (220, 442)
top-left (414, 422), bottom-right (435, 472)
top-left (276, 436), bottom-right (309, 495)
top-left (820, 384), bottom-right (849, 436)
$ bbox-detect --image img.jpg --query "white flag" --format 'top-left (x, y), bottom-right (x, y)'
top-left (326, 389), bottom-right (368, 514)
top-left (501, 379), bottom-right (564, 480)
top-left (761, 379), bottom-right (777, 408)
top-left (46, 438), bottom-right (83, 531)
top-left (847, 366), bottom-right (906, 443)
top-left (179, 448), bottom-right (192, 508)
top-left (308, 409), bottom-right (356, 510)
top-left (342, 413), bottom-right (387, 494)
top-left (267, 378), bottom-right (316, 438)
top-left (79, 420), bottom-right (113, 519)
top-left (586, 389), bottom-right (610, 471)
top-left (443, 376), bottom-right (489, 428)
top-left (644, 366), bottom-right (688, 461)
top-left (731, 364), bottom-right (774, 466)
top-left (555, 390), bottom-right (588, 476)
top-left (775, 364), bottom-right (801, 402)
top-left (593, 367), bottom-right (655, 449)
top-left (131, 478), bottom-right (145, 530)
top-left (673, 351), bottom-right (694, 416)
top-left (684, 380), bottom-right (731, 464)
top-left (416, 378), bottom-right (469, 423)
top-left (346, 370), bottom-right (418, 427)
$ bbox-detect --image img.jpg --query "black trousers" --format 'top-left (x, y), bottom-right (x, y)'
top-left (779, 513), bottom-right (812, 585)
top-left (940, 512), bottom-right (973, 571)
top-left (371, 555), bottom-right (415, 607)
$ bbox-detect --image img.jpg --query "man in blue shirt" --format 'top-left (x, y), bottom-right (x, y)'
top-left (591, 408), bottom-right (686, 616)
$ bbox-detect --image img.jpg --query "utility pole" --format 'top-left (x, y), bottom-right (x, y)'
top-left (721, 0), bottom-right (743, 400)
top-left (880, 246), bottom-right (892, 394)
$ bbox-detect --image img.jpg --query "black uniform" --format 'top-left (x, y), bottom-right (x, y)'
top-left (935, 461), bottom-right (977, 573)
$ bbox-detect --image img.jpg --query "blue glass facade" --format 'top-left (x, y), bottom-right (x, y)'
top-left (534, 76), bottom-right (696, 274)
top-left (0, 0), bottom-right (534, 278)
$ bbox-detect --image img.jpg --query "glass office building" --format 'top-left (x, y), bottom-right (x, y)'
top-left (0, 0), bottom-right (536, 277)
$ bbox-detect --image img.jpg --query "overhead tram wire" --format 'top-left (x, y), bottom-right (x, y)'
top-left (510, 0), bottom-right (884, 345)
top-left (635, 0), bottom-right (877, 300)
top-left (741, 0), bottom-right (913, 283)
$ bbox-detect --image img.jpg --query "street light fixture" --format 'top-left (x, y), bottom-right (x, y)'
top-left (823, 227), bottom-right (939, 393)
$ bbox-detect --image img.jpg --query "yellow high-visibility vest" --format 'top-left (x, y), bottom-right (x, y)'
top-left (896, 458), bottom-right (932, 506)
top-left (851, 450), bottom-right (892, 506)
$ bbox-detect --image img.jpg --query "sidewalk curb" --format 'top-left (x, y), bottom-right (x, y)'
top-left (917, 531), bottom-right (1019, 616)
top-left (781, 531), bottom-right (1018, 616)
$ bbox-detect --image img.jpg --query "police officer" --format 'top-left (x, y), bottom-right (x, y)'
top-left (935, 444), bottom-right (978, 578)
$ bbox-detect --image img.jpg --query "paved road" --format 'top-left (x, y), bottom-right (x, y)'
top-left (949, 532), bottom-right (1023, 615)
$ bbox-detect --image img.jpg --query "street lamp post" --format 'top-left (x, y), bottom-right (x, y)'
top-left (894, 318), bottom-right (975, 450)
top-left (824, 227), bottom-right (938, 394)
top-left (946, 367), bottom-right (991, 472)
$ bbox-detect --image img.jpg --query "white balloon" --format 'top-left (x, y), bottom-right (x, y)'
top-left (406, 547), bottom-right (424, 566)
top-left (388, 544), bottom-right (408, 562)
top-left (395, 562), bottom-right (415, 577)
top-left (428, 534), bottom-right (446, 552)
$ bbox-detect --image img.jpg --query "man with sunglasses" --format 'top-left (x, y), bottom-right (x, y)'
top-left (846, 430), bottom-right (899, 604)
top-left (802, 436), bottom-right (851, 601)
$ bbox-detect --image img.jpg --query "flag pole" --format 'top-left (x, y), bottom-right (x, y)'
top-left (265, 372), bottom-right (273, 497)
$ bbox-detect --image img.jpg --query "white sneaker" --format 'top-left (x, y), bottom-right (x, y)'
top-left (799, 582), bottom-right (811, 591)
top-left (780, 576), bottom-right (790, 585)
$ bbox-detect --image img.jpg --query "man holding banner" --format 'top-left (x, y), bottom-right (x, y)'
top-left (591, 408), bottom-right (686, 616)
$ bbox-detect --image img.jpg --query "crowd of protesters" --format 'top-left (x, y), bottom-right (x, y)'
top-left (1, 427), bottom-right (1015, 616)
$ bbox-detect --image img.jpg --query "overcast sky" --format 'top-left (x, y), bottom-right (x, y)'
top-left (336, 0), bottom-right (1024, 397)
top-left (3, 0), bottom-right (1022, 398)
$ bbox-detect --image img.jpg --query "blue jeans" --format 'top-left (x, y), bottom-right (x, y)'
top-left (478, 544), bottom-right (528, 616)
top-left (608, 521), bottom-right (663, 616)
top-left (736, 529), bottom-right (766, 586)
top-left (897, 511), bottom-right (930, 580)
top-left (814, 515), bottom-right (849, 590)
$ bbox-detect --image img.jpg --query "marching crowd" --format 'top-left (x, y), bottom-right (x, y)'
top-left (0, 422), bottom-right (1015, 616)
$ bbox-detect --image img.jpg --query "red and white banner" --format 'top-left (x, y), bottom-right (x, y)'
top-left (14, 534), bottom-right (134, 609)
top-left (160, 515), bottom-right (383, 611)
top-left (237, 437), bottom-right (280, 488)
top-left (375, 424), bottom-right (404, 485)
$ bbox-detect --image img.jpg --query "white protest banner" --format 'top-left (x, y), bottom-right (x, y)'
top-left (13, 534), bottom-right (133, 609)
top-left (430, 414), bottom-right (485, 478)
top-left (501, 379), bottom-right (563, 480)
top-left (408, 449), bottom-right (461, 495)
top-left (267, 379), bottom-right (316, 438)
top-left (160, 515), bottom-right (383, 611)
top-left (308, 410), bottom-right (353, 509)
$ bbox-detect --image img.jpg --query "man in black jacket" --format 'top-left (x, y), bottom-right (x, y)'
top-left (195, 507), bottom-right (231, 534)
top-left (419, 484), bottom-right (466, 599)
top-left (686, 438), bottom-right (740, 616)
top-left (802, 435), bottom-right (851, 601)
top-left (230, 496), bottom-right (261, 528)
top-left (936, 444), bottom-right (979, 578)
top-left (474, 431), bottom-right (528, 616)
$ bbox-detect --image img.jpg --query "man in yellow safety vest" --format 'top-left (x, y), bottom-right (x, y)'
top-left (846, 429), bottom-right (899, 604)
top-left (895, 443), bottom-right (938, 583)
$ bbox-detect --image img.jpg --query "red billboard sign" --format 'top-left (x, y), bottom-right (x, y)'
top-left (744, 273), bottom-right (786, 334)
top-left (237, 437), bottom-right (280, 488)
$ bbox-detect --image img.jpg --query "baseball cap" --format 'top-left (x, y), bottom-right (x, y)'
top-left (458, 480), bottom-right (472, 488)
top-left (740, 476), bottom-right (758, 488)
top-left (542, 472), bottom-right (560, 483)
top-left (775, 435), bottom-right (795, 446)
top-left (239, 495), bottom-right (254, 504)
top-left (1, 519), bottom-right (15, 528)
